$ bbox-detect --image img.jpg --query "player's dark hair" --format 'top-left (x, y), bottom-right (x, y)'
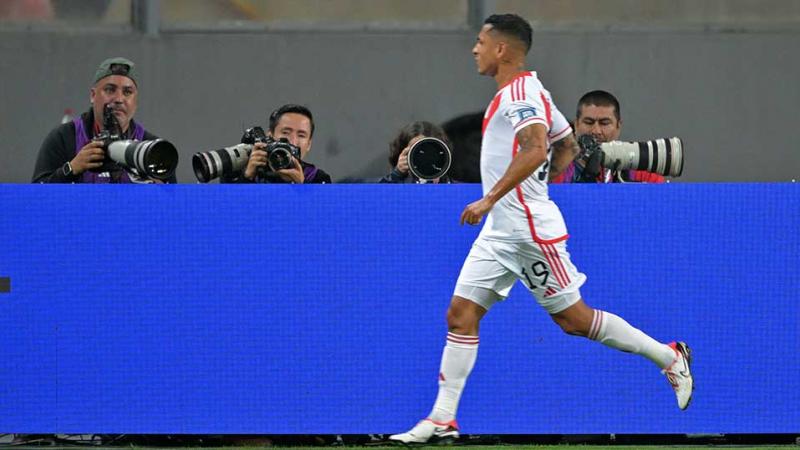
top-left (484, 14), bottom-right (533, 54)
top-left (269, 104), bottom-right (315, 137)
top-left (389, 121), bottom-right (452, 168)
top-left (577, 90), bottom-right (621, 121)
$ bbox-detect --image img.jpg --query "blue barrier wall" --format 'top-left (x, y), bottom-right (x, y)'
top-left (0, 184), bottom-right (798, 434)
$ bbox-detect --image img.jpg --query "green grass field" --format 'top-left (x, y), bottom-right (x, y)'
top-left (150, 446), bottom-right (796, 450)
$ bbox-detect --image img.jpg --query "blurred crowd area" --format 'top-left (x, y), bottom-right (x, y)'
top-left (2, 0), bottom-right (800, 29)
top-left (0, 0), bottom-right (130, 23)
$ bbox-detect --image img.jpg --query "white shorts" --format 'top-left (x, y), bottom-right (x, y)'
top-left (454, 236), bottom-right (587, 314)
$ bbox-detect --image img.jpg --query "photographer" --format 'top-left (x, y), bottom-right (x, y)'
top-left (380, 121), bottom-right (453, 184)
top-left (550, 90), bottom-right (664, 183)
top-left (239, 104), bottom-right (331, 184)
top-left (32, 57), bottom-right (176, 184)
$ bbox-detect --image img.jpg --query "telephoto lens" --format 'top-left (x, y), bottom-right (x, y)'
top-left (107, 139), bottom-right (179, 181)
top-left (191, 144), bottom-right (253, 183)
top-left (600, 137), bottom-right (684, 177)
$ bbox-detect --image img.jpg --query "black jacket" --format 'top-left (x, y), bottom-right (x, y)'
top-left (224, 160), bottom-right (331, 184)
top-left (31, 109), bottom-right (173, 183)
top-left (379, 168), bottom-right (452, 184)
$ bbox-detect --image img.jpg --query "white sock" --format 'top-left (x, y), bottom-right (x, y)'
top-left (589, 310), bottom-right (675, 369)
top-left (428, 332), bottom-right (479, 422)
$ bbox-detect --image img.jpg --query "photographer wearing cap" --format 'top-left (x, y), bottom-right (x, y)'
top-left (32, 57), bottom-right (176, 184)
top-left (550, 90), bottom-right (664, 183)
top-left (380, 121), bottom-right (453, 184)
top-left (239, 104), bottom-right (331, 184)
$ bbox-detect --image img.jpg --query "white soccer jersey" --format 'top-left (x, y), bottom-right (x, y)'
top-left (478, 71), bottom-right (573, 243)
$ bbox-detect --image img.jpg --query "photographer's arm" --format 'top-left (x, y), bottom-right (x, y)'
top-left (32, 126), bottom-right (102, 183)
top-left (460, 123), bottom-right (548, 225)
top-left (548, 133), bottom-right (580, 181)
top-left (380, 146), bottom-right (411, 183)
top-left (243, 143), bottom-right (268, 181)
top-left (32, 128), bottom-right (74, 183)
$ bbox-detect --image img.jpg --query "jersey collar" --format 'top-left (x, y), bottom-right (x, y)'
top-left (498, 70), bottom-right (535, 92)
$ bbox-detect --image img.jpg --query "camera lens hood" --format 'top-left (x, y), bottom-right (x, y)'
top-left (407, 137), bottom-right (452, 181)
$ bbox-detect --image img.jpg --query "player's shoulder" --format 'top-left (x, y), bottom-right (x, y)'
top-left (522, 71), bottom-right (546, 90)
top-left (501, 71), bottom-right (547, 103)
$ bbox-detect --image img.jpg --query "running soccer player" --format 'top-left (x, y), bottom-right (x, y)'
top-left (389, 14), bottom-right (693, 445)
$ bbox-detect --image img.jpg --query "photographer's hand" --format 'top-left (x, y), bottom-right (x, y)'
top-left (396, 146), bottom-right (411, 174)
top-left (244, 143), bottom-right (268, 180)
top-left (71, 141), bottom-right (106, 175)
top-left (577, 148), bottom-right (604, 183)
top-left (276, 157), bottom-right (305, 184)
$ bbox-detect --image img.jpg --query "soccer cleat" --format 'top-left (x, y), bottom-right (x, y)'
top-left (388, 419), bottom-right (460, 445)
top-left (662, 341), bottom-right (694, 410)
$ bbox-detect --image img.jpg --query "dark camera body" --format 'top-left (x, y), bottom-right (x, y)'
top-left (192, 126), bottom-right (302, 183)
top-left (93, 129), bottom-right (121, 148)
top-left (91, 104), bottom-right (179, 181)
top-left (241, 126), bottom-right (302, 173)
top-left (265, 139), bottom-right (301, 172)
top-left (91, 105), bottom-right (124, 173)
top-left (575, 134), bottom-right (604, 181)
top-left (239, 126), bottom-right (269, 146)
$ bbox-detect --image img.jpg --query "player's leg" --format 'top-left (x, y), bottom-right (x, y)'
top-left (389, 239), bottom-right (515, 444)
top-left (551, 299), bottom-right (676, 368)
top-left (511, 239), bottom-right (694, 410)
top-left (429, 295), bottom-right (487, 424)
top-left (432, 239), bottom-right (519, 425)
top-left (550, 300), bottom-right (693, 410)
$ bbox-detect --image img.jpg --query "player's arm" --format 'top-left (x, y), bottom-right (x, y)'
top-left (548, 133), bottom-right (580, 181)
top-left (460, 123), bottom-right (548, 225)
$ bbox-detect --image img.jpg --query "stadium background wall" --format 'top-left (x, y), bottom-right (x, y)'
top-left (2, 30), bottom-right (799, 183)
top-left (0, 184), bottom-right (798, 433)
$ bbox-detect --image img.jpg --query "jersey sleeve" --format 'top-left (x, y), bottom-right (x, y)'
top-left (502, 86), bottom-right (550, 134)
top-left (548, 104), bottom-right (572, 143)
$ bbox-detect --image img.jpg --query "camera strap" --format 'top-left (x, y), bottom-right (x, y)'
top-left (303, 163), bottom-right (318, 182)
